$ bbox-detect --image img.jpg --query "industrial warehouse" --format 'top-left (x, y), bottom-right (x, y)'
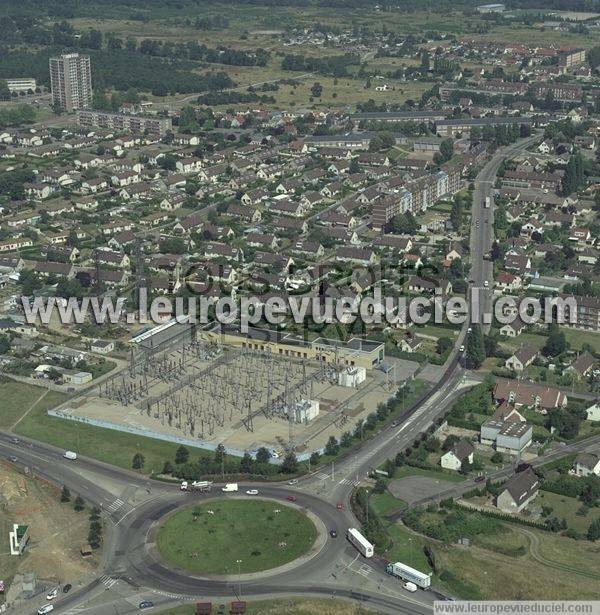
top-left (52, 320), bottom-right (393, 457)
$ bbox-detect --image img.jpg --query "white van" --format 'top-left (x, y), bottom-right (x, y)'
top-left (221, 483), bottom-right (238, 492)
top-left (63, 451), bottom-right (77, 460)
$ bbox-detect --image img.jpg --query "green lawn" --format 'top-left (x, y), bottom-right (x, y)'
top-left (156, 499), bottom-right (317, 574)
top-left (382, 523), bottom-right (431, 572)
top-left (393, 465), bottom-right (466, 483)
top-left (536, 491), bottom-right (597, 535)
top-left (370, 491), bottom-right (407, 517)
top-left (560, 327), bottom-right (600, 353)
top-left (14, 397), bottom-right (191, 473)
top-left (0, 379), bottom-right (65, 429)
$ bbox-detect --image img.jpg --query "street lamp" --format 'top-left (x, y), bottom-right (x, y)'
top-left (236, 559), bottom-right (242, 598)
top-left (365, 489), bottom-right (369, 527)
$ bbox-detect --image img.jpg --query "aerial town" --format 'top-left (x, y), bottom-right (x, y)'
top-left (0, 1), bottom-right (600, 614)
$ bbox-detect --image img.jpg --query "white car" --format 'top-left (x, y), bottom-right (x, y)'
top-left (459, 345), bottom-right (465, 353)
top-left (288, 479), bottom-right (298, 485)
top-left (46, 588), bottom-right (59, 601)
top-left (38, 605), bottom-right (54, 615)
top-left (246, 489), bottom-right (259, 495)
top-left (483, 280), bottom-right (489, 288)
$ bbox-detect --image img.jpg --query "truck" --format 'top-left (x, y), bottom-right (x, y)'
top-left (347, 527), bottom-right (374, 558)
top-left (485, 196), bottom-right (491, 209)
top-left (221, 483), bottom-right (238, 492)
top-left (63, 451), bottom-right (77, 461)
top-left (386, 561), bottom-right (432, 589)
top-left (181, 480), bottom-right (212, 492)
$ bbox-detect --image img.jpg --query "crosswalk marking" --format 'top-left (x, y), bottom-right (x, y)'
top-left (106, 498), bottom-right (125, 513)
top-left (99, 574), bottom-right (117, 589)
top-left (338, 477), bottom-right (361, 486)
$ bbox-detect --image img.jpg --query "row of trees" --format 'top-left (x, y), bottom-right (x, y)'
top-left (281, 53), bottom-right (360, 77)
top-left (60, 487), bottom-right (103, 549)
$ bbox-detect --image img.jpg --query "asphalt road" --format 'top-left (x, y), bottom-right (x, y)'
top-left (468, 135), bottom-right (539, 334)
top-left (0, 136), bottom-right (546, 615)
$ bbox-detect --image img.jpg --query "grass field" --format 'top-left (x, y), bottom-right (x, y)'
top-left (383, 523), bottom-right (431, 572)
top-left (13, 389), bottom-right (190, 473)
top-left (393, 465), bottom-right (467, 483)
top-left (560, 327), bottom-right (600, 353)
top-left (370, 491), bottom-right (407, 517)
top-left (0, 379), bottom-right (63, 429)
top-left (156, 499), bottom-right (317, 574)
top-left (159, 598), bottom-right (384, 615)
top-left (536, 491), bottom-right (597, 535)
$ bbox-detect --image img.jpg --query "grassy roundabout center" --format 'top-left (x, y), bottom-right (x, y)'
top-left (155, 498), bottom-right (318, 575)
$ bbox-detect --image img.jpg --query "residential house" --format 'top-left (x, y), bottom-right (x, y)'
top-left (496, 468), bottom-right (539, 513)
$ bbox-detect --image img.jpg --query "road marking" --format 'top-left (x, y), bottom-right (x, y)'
top-left (99, 574), bottom-right (118, 589)
top-left (106, 498), bottom-right (125, 513)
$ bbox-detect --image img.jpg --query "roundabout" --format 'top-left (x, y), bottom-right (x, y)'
top-left (154, 497), bottom-right (318, 575)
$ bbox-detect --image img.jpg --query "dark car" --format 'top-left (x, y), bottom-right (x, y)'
top-left (474, 475), bottom-right (485, 483)
top-left (63, 584), bottom-right (72, 593)
top-left (286, 495), bottom-right (297, 502)
top-left (329, 529), bottom-right (338, 538)
top-left (139, 601), bottom-right (154, 610)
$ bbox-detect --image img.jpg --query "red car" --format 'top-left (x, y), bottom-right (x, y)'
top-left (286, 495), bottom-right (297, 502)
top-left (336, 501), bottom-right (344, 510)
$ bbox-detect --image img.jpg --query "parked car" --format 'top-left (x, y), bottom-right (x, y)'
top-left (139, 601), bottom-right (154, 610)
top-left (46, 588), bottom-right (59, 600)
top-left (288, 479), bottom-right (298, 485)
top-left (62, 584), bottom-right (72, 593)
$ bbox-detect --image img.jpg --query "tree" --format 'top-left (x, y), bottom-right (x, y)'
top-left (175, 445), bottom-right (190, 465)
top-left (442, 434), bottom-right (459, 451)
top-left (491, 451), bottom-right (503, 464)
top-left (341, 431), bottom-right (353, 447)
top-left (214, 443), bottom-right (225, 464)
top-left (60, 485), bottom-right (71, 502)
top-left (281, 450), bottom-right (298, 474)
top-left (310, 82), bottom-right (323, 98)
top-left (324, 435), bottom-right (339, 457)
top-left (391, 212), bottom-right (418, 235)
top-left (588, 518), bottom-right (600, 541)
top-left (88, 519), bottom-right (102, 548)
top-left (132, 452), bottom-right (145, 470)
top-left (240, 452), bottom-right (253, 473)
top-left (162, 461), bottom-right (174, 474)
top-left (543, 328), bottom-right (568, 357)
top-left (89, 506), bottom-right (101, 521)
top-left (436, 337), bottom-right (453, 355)
top-left (465, 324), bottom-right (485, 369)
top-left (255, 447), bottom-right (270, 463)
top-left (0, 80), bottom-right (10, 101)
top-left (309, 451), bottom-right (321, 467)
top-left (383, 458), bottom-right (396, 478)
top-left (439, 138), bottom-right (454, 162)
top-left (73, 495), bottom-right (85, 512)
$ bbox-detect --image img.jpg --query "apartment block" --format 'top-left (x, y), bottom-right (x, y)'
top-left (5, 78), bottom-right (37, 93)
top-left (77, 110), bottom-right (172, 136)
top-left (49, 53), bottom-right (92, 111)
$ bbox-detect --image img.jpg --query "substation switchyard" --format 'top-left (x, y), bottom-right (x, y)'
top-left (57, 321), bottom-right (394, 455)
